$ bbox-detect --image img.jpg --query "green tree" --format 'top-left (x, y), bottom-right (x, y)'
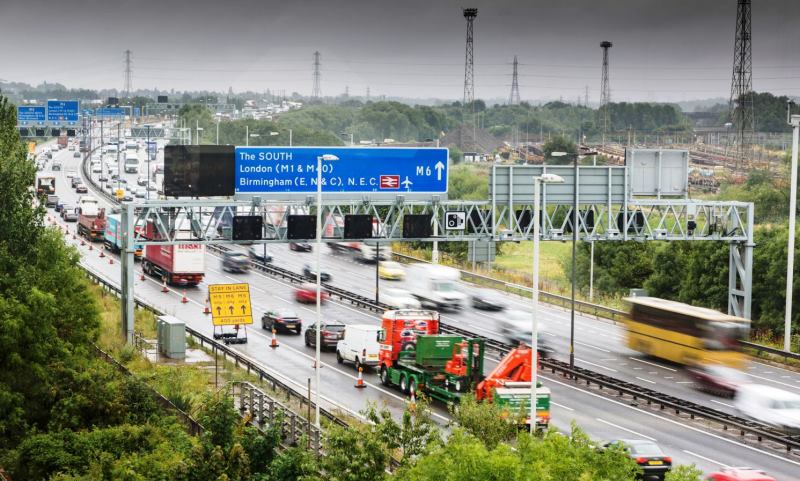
top-left (448, 394), bottom-right (519, 450)
top-left (318, 422), bottom-right (388, 481)
top-left (364, 400), bottom-right (440, 466)
top-left (543, 135), bottom-right (578, 163)
top-left (665, 464), bottom-right (704, 481)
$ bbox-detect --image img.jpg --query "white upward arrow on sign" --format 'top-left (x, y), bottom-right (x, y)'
top-left (434, 161), bottom-right (445, 181)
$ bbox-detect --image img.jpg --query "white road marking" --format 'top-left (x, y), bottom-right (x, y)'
top-left (577, 358), bottom-right (618, 372)
top-left (635, 376), bottom-right (656, 384)
top-left (710, 399), bottom-right (734, 408)
top-left (682, 450), bottom-right (730, 468)
top-left (629, 357), bottom-right (677, 372)
top-left (676, 381), bottom-right (694, 384)
top-left (575, 341), bottom-right (611, 353)
top-left (552, 401), bottom-right (574, 411)
top-left (596, 418), bottom-right (656, 441)
top-left (743, 372), bottom-right (800, 391)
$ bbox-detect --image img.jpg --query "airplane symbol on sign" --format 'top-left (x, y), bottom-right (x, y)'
top-left (380, 175), bottom-right (399, 189)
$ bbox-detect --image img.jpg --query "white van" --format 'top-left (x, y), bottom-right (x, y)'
top-left (336, 324), bottom-right (381, 371)
top-left (735, 384), bottom-right (800, 433)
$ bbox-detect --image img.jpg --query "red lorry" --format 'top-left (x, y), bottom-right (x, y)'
top-left (76, 196), bottom-right (107, 241)
top-left (57, 135), bottom-right (68, 149)
top-left (141, 220), bottom-right (206, 286)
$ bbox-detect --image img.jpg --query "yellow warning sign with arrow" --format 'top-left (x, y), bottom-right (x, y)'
top-left (207, 283), bottom-right (253, 326)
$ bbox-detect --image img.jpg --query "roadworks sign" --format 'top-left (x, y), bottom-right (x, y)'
top-left (208, 283), bottom-right (253, 326)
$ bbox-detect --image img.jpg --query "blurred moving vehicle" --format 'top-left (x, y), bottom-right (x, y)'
top-left (603, 439), bottom-right (672, 480)
top-left (378, 261), bottom-right (405, 280)
top-left (471, 290), bottom-right (506, 311)
top-left (261, 309), bottom-right (302, 334)
top-left (248, 245), bottom-right (272, 263)
top-left (222, 251), bottom-right (250, 273)
top-left (685, 364), bottom-right (747, 398)
top-left (624, 296), bottom-right (748, 368)
top-left (302, 264), bottom-right (331, 282)
top-left (496, 310), bottom-right (552, 357)
top-left (704, 467), bottom-right (776, 481)
top-left (75, 183), bottom-right (88, 193)
top-left (289, 242), bottom-right (311, 252)
top-left (734, 384), bottom-right (800, 433)
top-left (295, 283), bottom-right (329, 304)
top-left (405, 263), bottom-right (467, 311)
top-left (304, 321), bottom-right (346, 349)
top-left (380, 288), bottom-right (422, 309)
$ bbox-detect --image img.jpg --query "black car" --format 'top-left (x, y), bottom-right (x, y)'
top-left (248, 246), bottom-right (273, 263)
top-left (222, 251), bottom-right (250, 273)
top-left (262, 309), bottom-right (303, 334)
top-left (471, 292), bottom-right (506, 311)
top-left (302, 264), bottom-right (331, 282)
top-left (603, 440), bottom-right (671, 480)
top-left (304, 321), bottom-right (346, 349)
top-left (289, 242), bottom-right (312, 252)
top-left (71, 177), bottom-right (82, 188)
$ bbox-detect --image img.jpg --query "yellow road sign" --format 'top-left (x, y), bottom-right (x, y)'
top-left (208, 283), bottom-right (253, 326)
top-left (28, 142), bottom-right (36, 154)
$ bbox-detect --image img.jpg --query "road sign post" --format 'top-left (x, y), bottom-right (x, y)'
top-left (234, 147), bottom-right (449, 201)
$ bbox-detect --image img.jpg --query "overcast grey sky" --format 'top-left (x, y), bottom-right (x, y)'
top-left (1, 0), bottom-right (798, 102)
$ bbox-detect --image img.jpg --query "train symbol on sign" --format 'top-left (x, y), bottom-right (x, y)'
top-left (380, 175), bottom-right (399, 189)
top-left (445, 211), bottom-right (466, 230)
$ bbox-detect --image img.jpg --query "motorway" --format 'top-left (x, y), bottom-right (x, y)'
top-left (39, 136), bottom-right (800, 478)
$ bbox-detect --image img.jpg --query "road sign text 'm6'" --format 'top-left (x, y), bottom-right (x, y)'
top-left (234, 147), bottom-right (449, 201)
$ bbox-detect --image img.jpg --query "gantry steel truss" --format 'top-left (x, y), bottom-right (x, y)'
top-left (118, 196), bottom-right (754, 344)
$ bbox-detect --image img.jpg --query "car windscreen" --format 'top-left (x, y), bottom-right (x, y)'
top-left (627, 442), bottom-right (663, 456)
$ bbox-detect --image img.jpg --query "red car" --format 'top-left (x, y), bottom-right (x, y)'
top-left (295, 283), bottom-right (329, 304)
top-left (686, 364), bottom-right (747, 398)
top-left (705, 467), bottom-right (775, 481)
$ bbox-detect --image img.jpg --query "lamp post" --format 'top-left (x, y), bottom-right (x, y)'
top-left (531, 173), bottom-right (564, 434)
top-left (551, 150), bottom-right (595, 370)
top-left (340, 131), bottom-right (354, 146)
top-left (315, 153), bottom-right (339, 427)
top-left (785, 104), bottom-right (800, 352)
top-left (269, 129), bottom-right (293, 146)
top-left (195, 120), bottom-right (203, 145)
top-left (216, 117), bottom-right (220, 145)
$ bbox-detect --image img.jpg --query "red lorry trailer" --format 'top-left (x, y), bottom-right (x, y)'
top-left (141, 221), bottom-right (205, 286)
top-left (76, 196), bottom-right (107, 241)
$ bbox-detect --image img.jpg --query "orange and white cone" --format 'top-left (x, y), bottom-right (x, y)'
top-left (108, 254), bottom-right (114, 265)
top-left (161, 278), bottom-right (169, 293)
top-left (270, 328), bottom-right (279, 348)
top-left (139, 271), bottom-right (145, 281)
top-left (80, 239), bottom-right (86, 246)
top-left (88, 243), bottom-right (93, 251)
top-left (99, 246), bottom-right (105, 258)
top-left (203, 298), bottom-right (211, 315)
top-left (355, 367), bottom-right (366, 389)
top-left (181, 290), bottom-right (188, 303)
top-left (409, 389), bottom-right (416, 406)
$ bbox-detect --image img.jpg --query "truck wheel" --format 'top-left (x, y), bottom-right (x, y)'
top-left (336, 351), bottom-right (344, 364)
top-left (409, 377), bottom-right (417, 397)
top-left (401, 342), bottom-right (416, 352)
top-left (399, 374), bottom-right (409, 394)
top-left (380, 366), bottom-right (390, 386)
top-left (304, 334), bottom-right (311, 347)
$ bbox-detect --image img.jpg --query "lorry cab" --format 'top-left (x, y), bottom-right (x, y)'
top-left (336, 324), bottom-right (382, 371)
top-left (378, 309), bottom-right (440, 367)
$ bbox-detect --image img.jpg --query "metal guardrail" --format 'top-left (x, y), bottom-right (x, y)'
top-left (78, 157), bottom-right (800, 453)
top-left (391, 253), bottom-right (800, 361)
top-left (80, 265), bottom-right (348, 446)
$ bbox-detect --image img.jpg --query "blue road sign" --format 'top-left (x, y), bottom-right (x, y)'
top-left (95, 107), bottom-right (126, 117)
top-left (17, 106), bottom-right (46, 124)
top-left (235, 147), bottom-right (449, 197)
top-left (134, 107), bottom-right (141, 117)
top-left (46, 100), bottom-right (79, 122)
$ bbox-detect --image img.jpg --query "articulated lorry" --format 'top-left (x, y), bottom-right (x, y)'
top-left (141, 220), bottom-right (205, 286)
top-left (77, 196), bottom-right (107, 241)
top-left (103, 214), bottom-right (143, 257)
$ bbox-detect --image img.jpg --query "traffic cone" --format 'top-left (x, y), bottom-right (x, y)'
top-left (409, 389), bottom-right (416, 406)
top-left (108, 254), bottom-right (114, 265)
top-left (181, 290), bottom-right (188, 303)
top-left (355, 367), bottom-right (366, 389)
top-left (161, 278), bottom-right (169, 293)
top-left (270, 328), bottom-right (279, 348)
top-left (139, 271), bottom-right (145, 281)
top-left (80, 239), bottom-right (86, 246)
top-left (203, 298), bottom-right (211, 315)
top-left (99, 246), bottom-right (105, 258)
top-left (88, 243), bottom-right (93, 251)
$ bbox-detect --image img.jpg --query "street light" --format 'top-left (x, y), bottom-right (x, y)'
top-left (785, 104), bottom-right (799, 352)
top-left (269, 129), bottom-right (293, 146)
top-left (551, 150), bottom-right (596, 370)
top-left (245, 125), bottom-right (260, 146)
top-left (315, 153), bottom-right (340, 428)
top-left (340, 131), bottom-right (354, 146)
top-left (531, 172), bottom-right (564, 434)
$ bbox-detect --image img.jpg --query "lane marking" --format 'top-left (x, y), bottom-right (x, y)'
top-left (577, 358), bottom-right (618, 372)
top-left (743, 372), bottom-right (800, 391)
top-left (710, 399), bottom-right (734, 408)
top-left (629, 357), bottom-right (678, 372)
top-left (596, 418), bottom-right (656, 441)
top-left (575, 341), bottom-right (611, 353)
top-left (552, 401), bottom-right (574, 411)
top-left (682, 450), bottom-right (730, 468)
top-left (676, 381), bottom-right (694, 384)
top-left (635, 376), bottom-right (656, 385)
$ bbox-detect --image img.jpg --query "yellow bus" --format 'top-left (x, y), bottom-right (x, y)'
top-left (623, 297), bottom-right (749, 369)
